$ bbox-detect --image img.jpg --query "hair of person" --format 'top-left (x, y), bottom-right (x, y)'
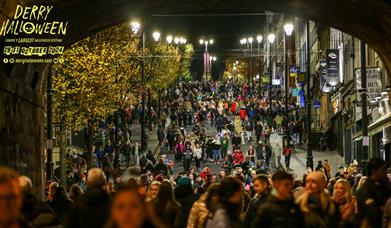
top-left (271, 171), bottom-right (293, 183)
top-left (0, 167), bottom-right (19, 185)
top-left (367, 157), bottom-right (386, 176)
top-left (218, 177), bottom-right (242, 201)
top-left (87, 168), bottom-right (107, 188)
top-left (49, 181), bottom-right (60, 190)
top-left (252, 174), bottom-right (270, 186)
top-left (18, 175), bottom-right (32, 193)
top-left (205, 183), bottom-right (220, 211)
top-left (112, 183), bottom-right (145, 203)
top-left (70, 184), bottom-right (83, 196)
top-left (154, 181), bottom-right (179, 211)
top-left (149, 181), bottom-right (161, 190)
top-left (333, 178), bottom-right (352, 202)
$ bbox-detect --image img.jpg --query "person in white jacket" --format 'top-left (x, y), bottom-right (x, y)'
top-left (193, 143), bottom-right (203, 171)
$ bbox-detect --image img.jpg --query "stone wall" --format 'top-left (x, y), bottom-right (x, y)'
top-left (0, 63), bottom-right (48, 199)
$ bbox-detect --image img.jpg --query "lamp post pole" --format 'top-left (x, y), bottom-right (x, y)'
top-left (305, 20), bottom-right (313, 170)
top-left (141, 30), bottom-right (147, 152)
top-left (283, 22), bottom-right (293, 144)
top-left (360, 40), bottom-right (369, 161)
top-left (284, 33), bottom-right (289, 138)
top-left (269, 42), bottom-right (273, 114)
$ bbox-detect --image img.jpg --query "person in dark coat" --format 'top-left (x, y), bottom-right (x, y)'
top-left (19, 176), bottom-right (61, 228)
top-left (253, 171), bottom-right (304, 228)
top-left (356, 157), bottom-right (391, 228)
top-left (147, 150), bottom-right (156, 165)
top-left (157, 125), bottom-right (165, 145)
top-left (47, 186), bottom-right (72, 223)
top-left (65, 168), bottom-right (110, 228)
top-left (154, 158), bottom-right (170, 177)
top-left (174, 177), bottom-right (198, 228)
top-left (231, 133), bottom-right (241, 149)
top-left (244, 174), bottom-right (270, 227)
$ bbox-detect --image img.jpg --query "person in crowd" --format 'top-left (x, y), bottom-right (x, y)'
top-left (282, 143), bottom-right (292, 169)
top-left (66, 168), bottom-right (111, 228)
top-left (0, 167), bottom-right (30, 228)
top-left (193, 143), bottom-right (203, 171)
top-left (154, 158), bottom-right (170, 178)
top-left (211, 139), bottom-right (221, 164)
top-left (244, 174), bottom-right (270, 227)
top-left (19, 175), bottom-right (60, 227)
top-left (356, 157), bottom-right (390, 228)
top-left (245, 122), bottom-right (253, 142)
top-left (383, 197), bottom-right (391, 228)
top-left (147, 150), bottom-right (156, 165)
top-left (253, 171), bottom-right (304, 228)
top-left (46, 185), bottom-right (72, 222)
top-left (69, 183), bottom-right (83, 202)
top-left (296, 171), bottom-right (340, 227)
top-left (174, 177), bottom-right (198, 228)
top-left (175, 140), bottom-right (185, 163)
top-left (183, 144), bottom-right (193, 172)
top-left (322, 159), bottom-right (331, 180)
top-left (231, 132), bottom-right (241, 149)
top-left (247, 145), bottom-right (255, 163)
top-left (157, 124), bottom-right (165, 145)
top-left (105, 183), bottom-right (156, 228)
top-left (151, 181), bottom-right (182, 228)
top-left (232, 148), bottom-right (244, 167)
top-left (146, 181), bottom-right (161, 202)
top-left (122, 140), bottom-right (132, 168)
top-left (187, 184), bottom-right (220, 228)
top-left (220, 133), bottom-right (230, 160)
top-left (206, 177), bottom-right (243, 228)
top-left (332, 178), bottom-right (357, 221)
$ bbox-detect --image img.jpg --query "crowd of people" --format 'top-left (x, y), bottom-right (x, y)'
top-left (1, 157), bottom-right (390, 228)
top-left (1, 80), bottom-right (389, 228)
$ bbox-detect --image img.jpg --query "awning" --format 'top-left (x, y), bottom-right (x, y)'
top-left (368, 112), bottom-right (391, 136)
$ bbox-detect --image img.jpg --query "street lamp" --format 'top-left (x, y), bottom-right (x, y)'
top-left (180, 37), bottom-right (187, 44)
top-left (130, 21), bottom-right (141, 34)
top-left (283, 22), bottom-right (294, 148)
top-left (131, 20), bottom-right (147, 152)
top-left (152, 31), bottom-right (161, 42)
top-left (268, 33), bottom-right (275, 114)
top-left (166, 35), bottom-right (173, 44)
top-left (200, 38), bottom-right (214, 81)
top-left (174, 37), bottom-right (180, 44)
top-left (257, 35), bottom-right (263, 91)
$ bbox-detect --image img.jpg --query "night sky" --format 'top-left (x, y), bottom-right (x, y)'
top-left (150, 14), bottom-right (266, 80)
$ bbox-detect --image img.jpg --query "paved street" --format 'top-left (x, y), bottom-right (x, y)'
top-left (130, 120), bottom-right (344, 178)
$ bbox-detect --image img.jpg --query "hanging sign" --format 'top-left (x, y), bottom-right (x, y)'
top-left (319, 59), bottom-right (328, 92)
top-left (326, 49), bottom-right (339, 85)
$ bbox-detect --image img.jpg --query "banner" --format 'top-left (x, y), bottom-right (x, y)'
top-left (355, 67), bottom-right (382, 102)
top-left (326, 49), bottom-right (339, 86)
top-left (319, 59), bottom-right (328, 92)
top-left (355, 67), bottom-right (381, 120)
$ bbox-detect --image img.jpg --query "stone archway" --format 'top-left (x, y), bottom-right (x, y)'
top-left (0, 0), bottom-right (390, 196)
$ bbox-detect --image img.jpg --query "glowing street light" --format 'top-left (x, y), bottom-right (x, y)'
top-left (248, 37), bottom-right (254, 44)
top-left (257, 35), bottom-right (263, 43)
top-left (267, 33), bottom-right (276, 44)
top-left (283, 23), bottom-right (294, 36)
top-left (152, 31), bottom-right (161, 42)
top-left (130, 21), bottom-right (141, 34)
top-left (166, 35), bottom-right (173, 44)
top-left (174, 37), bottom-right (180, 44)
